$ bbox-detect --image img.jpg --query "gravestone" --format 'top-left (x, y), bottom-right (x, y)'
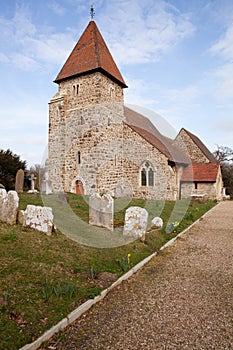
top-left (123, 206), bottom-right (148, 240)
top-left (27, 174), bottom-right (39, 194)
top-left (151, 217), bottom-right (163, 230)
top-left (21, 205), bottom-right (54, 235)
top-left (15, 169), bottom-right (24, 193)
top-left (89, 193), bottom-right (114, 231)
top-left (41, 168), bottom-right (52, 195)
top-left (0, 189), bottom-right (7, 221)
top-left (0, 189), bottom-right (19, 225)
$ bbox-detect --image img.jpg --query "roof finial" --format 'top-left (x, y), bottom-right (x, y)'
top-left (90, 3), bottom-right (95, 20)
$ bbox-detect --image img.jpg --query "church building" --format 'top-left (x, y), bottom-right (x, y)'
top-left (48, 17), bottom-right (223, 200)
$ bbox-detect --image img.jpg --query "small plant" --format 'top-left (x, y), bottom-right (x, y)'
top-left (90, 265), bottom-right (98, 280)
top-left (185, 211), bottom-right (194, 221)
top-left (166, 221), bottom-right (180, 234)
top-left (42, 281), bottom-right (77, 300)
top-left (53, 282), bottom-right (63, 297)
top-left (65, 283), bottom-right (77, 299)
top-left (87, 286), bottom-right (102, 299)
top-left (42, 282), bottom-right (53, 300)
top-left (117, 254), bottom-right (132, 272)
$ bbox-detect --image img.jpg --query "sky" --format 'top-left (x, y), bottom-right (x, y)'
top-left (0, 0), bottom-right (233, 168)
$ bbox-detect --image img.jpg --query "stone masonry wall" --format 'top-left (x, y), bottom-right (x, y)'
top-left (181, 182), bottom-right (217, 199)
top-left (174, 129), bottom-right (210, 163)
top-left (48, 71), bottom-right (125, 192)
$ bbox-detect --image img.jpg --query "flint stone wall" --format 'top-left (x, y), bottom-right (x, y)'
top-left (123, 206), bottom-right (148, 240)
top-left (20, 205), bottom-right (54, 235)
top-left (89, 193), bottom-right (114, 231)
top-left (0, 189), bottom-right (19, 225)
top-left (174, 129), bottom-right (209, 164)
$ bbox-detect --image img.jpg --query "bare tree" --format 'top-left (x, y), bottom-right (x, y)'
top-left (213, 146), bottom-right (233, 196)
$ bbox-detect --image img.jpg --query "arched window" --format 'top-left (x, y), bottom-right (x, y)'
top-left (140, 161), bottom-right (154, 187)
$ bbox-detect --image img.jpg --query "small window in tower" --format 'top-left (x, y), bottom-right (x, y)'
top-left (78, 151), bottom-right (81, 164)
top-left (110, 86), bottom-right (115, 98)
top-left (73, 84), bottom-right (79, 95)
top-left (195, 182), bottom-right (198, 189)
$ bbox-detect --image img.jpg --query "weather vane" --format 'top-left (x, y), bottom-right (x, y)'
top-left (90, 3), bottom-right (95, 19)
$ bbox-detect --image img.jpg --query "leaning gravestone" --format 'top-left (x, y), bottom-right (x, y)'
top-left (123, 206), bottom-right (148, 240)
top-left (89, 193), bottom-right (114, 231)
top-left (20, 205), bottom-right (54, 235)
top-left (15, 169), bottom-right (24, 193)
top-left (0, 189), bottom-right (19, 225)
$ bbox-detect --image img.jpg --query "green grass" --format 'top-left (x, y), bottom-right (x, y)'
top-left (0, 193), bottom-right (216, 350)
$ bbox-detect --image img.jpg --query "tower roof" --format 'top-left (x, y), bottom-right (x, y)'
top-left (55, 20), bottom-right (127, 87)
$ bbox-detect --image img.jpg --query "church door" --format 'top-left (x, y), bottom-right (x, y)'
top-left (76, 180), bottom-right (84, 195)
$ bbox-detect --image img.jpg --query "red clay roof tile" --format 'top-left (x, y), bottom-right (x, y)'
top-left (181, 163), bottom-right (220, 182)
top-left (55, 20), bottom-right (127, 87)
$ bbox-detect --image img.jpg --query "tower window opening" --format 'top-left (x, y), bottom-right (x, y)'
top-left (73, 84), bottom-right (79, 95)
top-left (78, 151), bottom-right (81, 164)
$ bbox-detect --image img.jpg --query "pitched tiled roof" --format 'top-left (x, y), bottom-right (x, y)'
top-left (181, 128), bottom-right (217, 163)
top-left (55, 20), bottom-right (127, 87)
top-left (124, 107), bottom-right (190, 164)
top-left (181, 163), bottom-right (220, 182)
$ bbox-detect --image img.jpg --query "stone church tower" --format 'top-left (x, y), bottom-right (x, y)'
top-left (48, 19), bottom-right (128, 194)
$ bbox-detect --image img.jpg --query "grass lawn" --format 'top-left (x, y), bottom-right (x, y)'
top-left (0, 193), bottom-right (216, 350)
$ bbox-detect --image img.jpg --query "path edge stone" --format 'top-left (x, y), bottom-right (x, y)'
top-left (19, 203), bottom-right (219, 350)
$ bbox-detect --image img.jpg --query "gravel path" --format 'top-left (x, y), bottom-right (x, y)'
top-left (44, 201), bottom-right (233, 350)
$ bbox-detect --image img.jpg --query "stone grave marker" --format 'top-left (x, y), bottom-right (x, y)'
top-left (20, 205), bottom-right (54, 235)
top-left (15, 169), bottom-right (24, 193)
top-left (151, 217), bottom-right (163, 230)
top-left (0, 189), bottom-right (19, 225)
top-left (123, 206), bottom-right (148, 240)
top-left (89, 193), bottom-right (114, 231)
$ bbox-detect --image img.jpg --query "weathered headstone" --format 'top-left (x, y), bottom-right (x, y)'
top-left (151, 217), bottom-right (163, 230)
top-left (21, 205), bottom-right (54, 235)
top-left (41, 168), bottom-right (52, 195)
top-left (123, 206), bottom-right (148, 240)
top-left (89, 193), bottom-right (114, 231)
top-left (0, 189), bottom-right (19, 225)
top-left (0, 189), bottom-right (7, 222)
top-left (15, 169), bottom-right (24, 193)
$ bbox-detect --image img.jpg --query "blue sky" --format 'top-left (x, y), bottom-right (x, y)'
top-left (0, 0), bottom-right (233, 167)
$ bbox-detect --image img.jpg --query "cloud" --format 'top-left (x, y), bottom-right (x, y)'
top-left (11, 53), bottom-right (41, 71)
top-left (208, 24), bottom-right (233, 99)
top-left (0, 4), bottom-right (75, 72)
top-left (209, 24), bottom-right (233, 61)
top-left (0, 53), bottom-right (9, 62)
top-left (99, 0), bottom-right (195, 65)
top-left (48, 1), bottom-right (66, 16)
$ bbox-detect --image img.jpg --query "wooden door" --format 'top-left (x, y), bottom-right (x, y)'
top-left (76, 180), bottom-right (84, 195)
